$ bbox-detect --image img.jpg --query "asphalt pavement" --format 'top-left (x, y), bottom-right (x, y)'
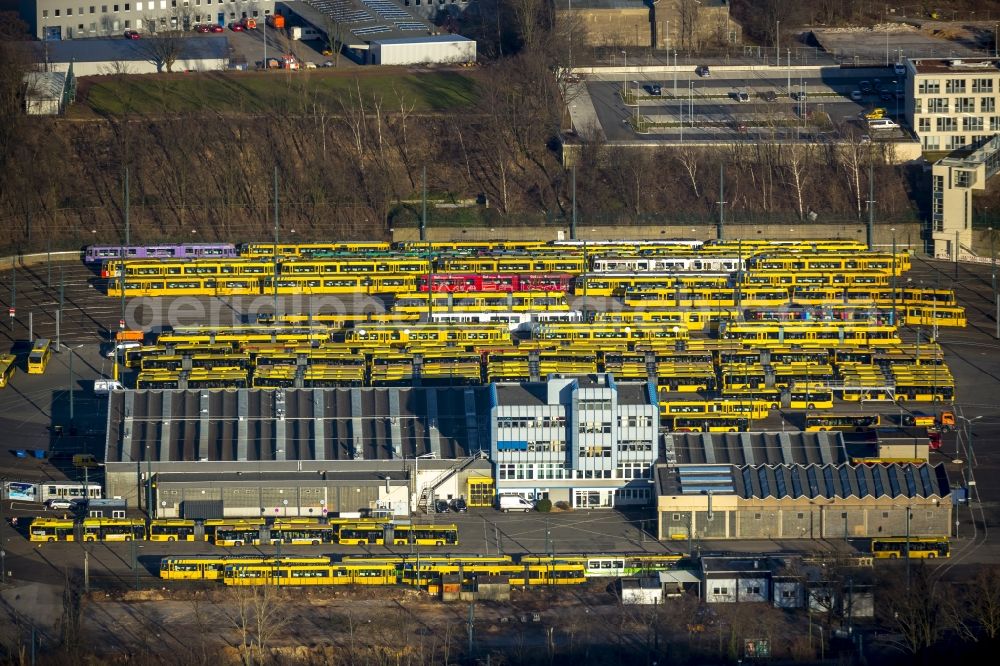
top-left (576, 67), bottom-right (908, 142)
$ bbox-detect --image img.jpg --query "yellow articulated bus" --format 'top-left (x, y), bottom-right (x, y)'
top-left (392, 292), bottom-right (570, 313)
top-left (414, 351), bottom-right (483, 384)
top-left (82, 519), bottom-right (147, 542)
top-left (202, 518), bottom-right (264, 543)
top-left (720, 389), bottom-right (782, 409)
top-left (719, 322), bottom-right (900, 347)
top-left (738, 272), bottom-right (891, 288)
top-left (589, 309), bottom-right (735, 332)
top-left (263, 313), bottom-right (420, 327)
top-left (344, 324), bottom-right (510, 348)
top-left (29, 518), bottom-right (77, 542)
top-left (531, 323), bottom-right (690, 345)
top-left (659, 399), bottom-right (770, 420)
top-left (239, 242), bottom-right (393, 258)
top-left (260, 275), bottom-right (419, 295)
top-left (871, 537), bottom-right (950, 559)
top-left (654, 366), bottom-right (718, 392)
top-left (893, 381), bottom-right (955, 402)
top-left (746, 252), bottom-right (909, 274)
top-left (902, 305), bottom-right (966, 328)
top-left (370, 354), bottom-right (415, 385)
top-left (788, 389), bottom-right (834, 410)
top-left (159, 555), bottom-right (345, 581)
top-left (770, 364), bottom-right (835, 389)
top-left (670, 415), bottom-right (750, 432)
top-left (270, 519), bottom-right (335, 545)
top-left (392, 524), bottom-right (460, 546)
top-left (276, 258), bottom-right (430, 274)
top-left (223, 562), bottom-right (400, 586)
top-left (537, 350), bottom-right (598, 376)
top-left (399, 561), bottom-right (586, 587)
top-left (27, 339), bottom-right (52, 375)
top-left (214, 522), bottom-right (267, 547)
top-left (158, 326), bottom-right (332, 346)
top-left (0, 353), bottom-right (15, 387)
top-left (149, 519), bottom-right (197, 542)
top-left (804, 413), bottom-right (880, 431)
top-left (335, 522), bottom-right (389, 545)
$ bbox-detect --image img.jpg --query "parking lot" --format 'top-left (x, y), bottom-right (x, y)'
top-left (573, 66), bottom-right (912, 142)
top-left (184, 23), bottom-right (355, 68)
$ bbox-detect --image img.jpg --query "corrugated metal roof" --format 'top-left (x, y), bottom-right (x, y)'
top-left (733, 463), bottom-right (951, 500)
top-left (23, 72), bottom-right (66, 100)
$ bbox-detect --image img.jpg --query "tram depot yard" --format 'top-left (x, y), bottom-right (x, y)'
top-left (2, 235), bottom-right (999, 663)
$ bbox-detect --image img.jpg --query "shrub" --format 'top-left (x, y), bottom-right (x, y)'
top-left (554, 500), bottom-right (571, 511)
top-left (535, 498), bottom-right (552, 513)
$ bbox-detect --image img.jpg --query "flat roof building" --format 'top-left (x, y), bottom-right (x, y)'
top-left (20, 0), bottom-right (276, 40)
top-left (655, 432), bottom-right (952, 541)
top-left (490, 374), bottom-right (659, 508)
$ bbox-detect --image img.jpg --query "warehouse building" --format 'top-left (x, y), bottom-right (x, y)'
top-left (279, 0), bottom-right (472, 65)
top-left (30, 35), bottom-right (230, 75)
top-left (20, 0), bottom-right (277, 40)
top-left (490, 374), bottom-right (659, 508)
top-left (554, 0), bottom-right (741, 51)
top-left (656, 432), bottom-right (952, 540)
top-left (104, 386), bottom-right (495, 518)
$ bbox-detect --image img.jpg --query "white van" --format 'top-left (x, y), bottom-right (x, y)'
top-left (868, 118), bottom-right (900, 131)
top-left (498, 495), bottom-right (535, 513)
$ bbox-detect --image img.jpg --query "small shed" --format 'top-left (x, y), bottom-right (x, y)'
top-left (23, 72), bottom-right (67, 115)
top-left (621, 576), bottom-right (663, 605)
top-left (659, 569), bottom-right (701, 597)
top-left (472, 575), bottom-right (511, 602)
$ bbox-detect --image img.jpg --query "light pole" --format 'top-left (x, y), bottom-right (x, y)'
top-left (621, 50), bottom-right (628, 102)
top-left (891, 228), bottom-right (897, 325)
top-left (957, 415), bottom-right (983, 491)
top-left (787, 48), bottom-right (791, 95)
top-left (673, 51), bottom-right (677, 97)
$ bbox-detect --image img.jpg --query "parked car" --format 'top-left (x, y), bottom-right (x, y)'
top-left (859, 80), bottom-right (872, 93)
top-left (304, 61), bottom-right (317, 69)
top-left (850, 90), bottom-right (863, 101)
top-left (450, 498), bottom-right (468, 513)
top-left (229, 22), bottom-right (244, 31)
top-left (880, 91), bottom-right (893, 101)
top-left (873, 78), bottom-right (882, 90)
top-left (761, 90), bottom-right (778, 102)
top-left (695, 65), bottom-right (710, 77)
top-left (209, 24), bottom-right (224, 33)
top-left (791, 91), bottom-right (806, 101)
top-left (123, 29), bottom-right (141, 39)
top-left (434, 499), bottom-right (450, 513)
top-left (194, 24), bottom-right (210, 33)
top-left (733, 91), bottom-right (750, 103)
top-left (321, 60), bottom-right (334, 67)
top-left (46, 499), bottom-right (74, 510)
top-left (894, 63), bottom-right (907, 76)
top-left (648, 83), bottom-right (662, 96)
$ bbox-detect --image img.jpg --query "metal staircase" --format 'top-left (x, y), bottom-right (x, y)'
top-left (416, 451), bottom-right (488, 513)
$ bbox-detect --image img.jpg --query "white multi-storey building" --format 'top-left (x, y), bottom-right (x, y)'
top-left (905, 58), bottom-right (1000, 258)
top-left (490, 374), bottom-right (660, 508)
top-left (20, 0), bottom-right (273, 40)
top-left (905, 57), bottom-right (1000, 153)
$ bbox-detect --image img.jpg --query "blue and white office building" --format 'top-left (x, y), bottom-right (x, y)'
top-left (489, 374), bottom-right (659, 508)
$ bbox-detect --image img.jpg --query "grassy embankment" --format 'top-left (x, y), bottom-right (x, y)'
top-left (72, 68), bottom-right (480, 117)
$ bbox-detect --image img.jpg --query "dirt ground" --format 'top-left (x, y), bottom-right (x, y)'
top-left (61, 581), bottom-right (668, 664)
